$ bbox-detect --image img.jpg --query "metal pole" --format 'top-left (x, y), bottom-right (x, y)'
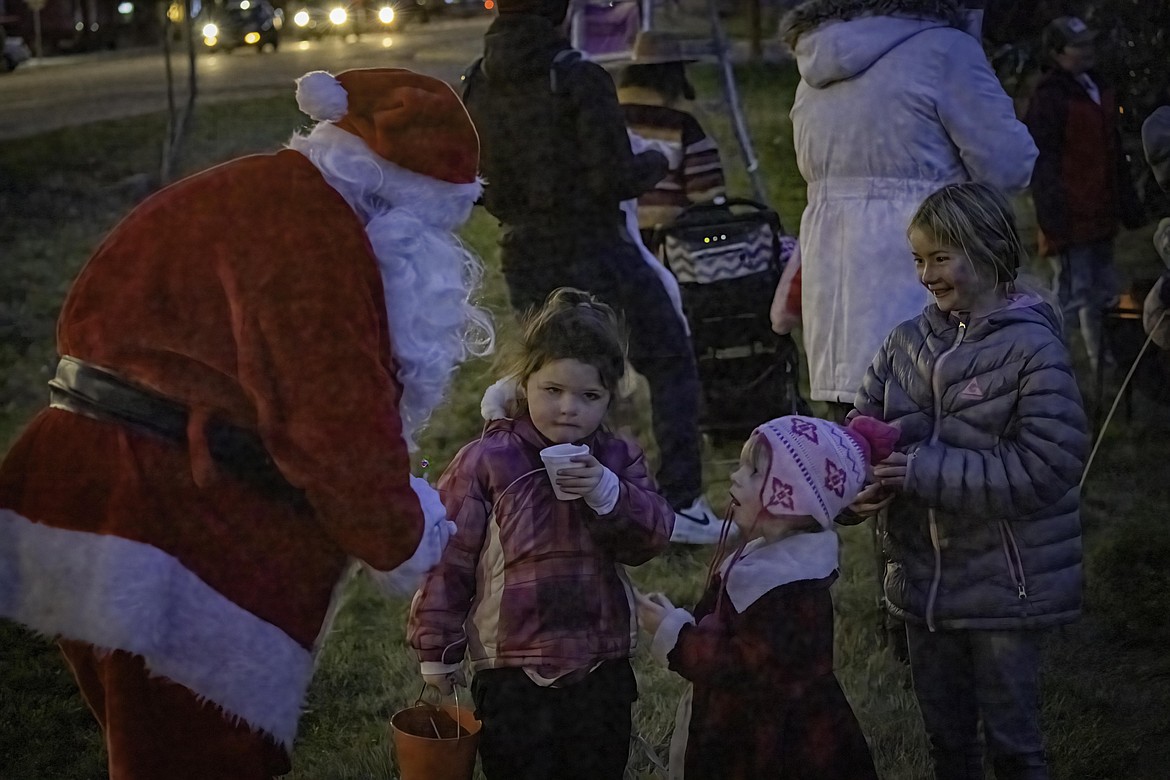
top-left (707, 0), bottom-right (767, 203)
top-left (32, 7), bottom-right (42, 62)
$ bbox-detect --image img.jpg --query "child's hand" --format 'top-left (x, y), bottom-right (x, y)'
top-left (555, 453), bottom-right (605, 498)
top-left (635, 590), bottom-right (674, 635)
top-left (849, 481), bottom-right (895, 517)
top-left (872, 452), bottom-right (909, 492)
top-left (422, 668), bottom-right (467, 696)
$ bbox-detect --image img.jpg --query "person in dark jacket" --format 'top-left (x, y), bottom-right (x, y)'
top-left (462, 0), bottom-right (725, 543)
top-left (852, 183), bottom-right (1088, 780)
top-left (1141, 106), bottom-right (1170, 349)
top-left (1025, 15), bottom-right (1144, 372)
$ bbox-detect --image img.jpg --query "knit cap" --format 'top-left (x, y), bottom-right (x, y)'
top-left (752, 415), bottom-right (899, 529)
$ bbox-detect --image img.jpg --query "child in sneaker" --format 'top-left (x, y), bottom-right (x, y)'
top-left (635, 413), bottom-right (896, 779)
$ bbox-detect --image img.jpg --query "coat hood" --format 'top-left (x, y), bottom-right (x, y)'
top-left (481, 14), bottom-right (568, 83)
top-left (781, 0), bottom-right (964, 88)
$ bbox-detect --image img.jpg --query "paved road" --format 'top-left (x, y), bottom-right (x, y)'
top-left (0, 17), bottom-right (491, 141)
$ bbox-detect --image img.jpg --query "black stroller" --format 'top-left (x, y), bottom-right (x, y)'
top-left (653, 197), bottom-right (809, 443)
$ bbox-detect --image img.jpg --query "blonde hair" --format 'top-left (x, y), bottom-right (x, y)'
top-left (498, 287), bottom-right (628, 398)
top-left (908, 182), bottom-right (1029, 292)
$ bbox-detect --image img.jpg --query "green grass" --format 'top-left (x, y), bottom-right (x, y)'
top-left (3, 61), bottom-right (1170, 780)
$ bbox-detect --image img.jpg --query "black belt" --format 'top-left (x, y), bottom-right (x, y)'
top-left (49, 355), bottom-right (307, 507)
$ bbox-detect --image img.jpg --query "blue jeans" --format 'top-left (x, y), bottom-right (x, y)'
top-left (1051, 240), bottom-right (1119, 368)
top-left (906, 624), bottom-right (1049, 780)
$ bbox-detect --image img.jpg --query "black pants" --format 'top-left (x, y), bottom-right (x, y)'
top-left (470, 660), bottom-right (638, 780)
top-left (501, 228), bottom-right (703, 509)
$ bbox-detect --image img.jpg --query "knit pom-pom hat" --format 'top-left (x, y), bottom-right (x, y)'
top-left (751, 414), bottom-right (899, 529)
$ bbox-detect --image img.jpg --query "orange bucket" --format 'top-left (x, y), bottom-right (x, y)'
top-left (390, 688), bottom-right (481, 780)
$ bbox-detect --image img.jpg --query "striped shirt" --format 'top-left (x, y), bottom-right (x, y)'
top-left (619, 86), bottom-right (727, 231)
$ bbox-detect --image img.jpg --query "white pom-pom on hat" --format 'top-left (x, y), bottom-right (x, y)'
top-left (295, 71), bottom-right (349, 122)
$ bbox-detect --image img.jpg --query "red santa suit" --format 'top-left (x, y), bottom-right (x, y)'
top-left (0, 69), bottom-right (489, 779)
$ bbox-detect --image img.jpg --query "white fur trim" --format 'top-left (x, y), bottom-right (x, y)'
top-left (651, 607), bottom-right (695, 666)
top-left (289, 123), bottom-right (482, 228)
top-left (0, 510), bottom-right (312, 749)
top-left (480, 376), bottom-right (519, 421)
top-left (295, 71), bottom-right (348, 123)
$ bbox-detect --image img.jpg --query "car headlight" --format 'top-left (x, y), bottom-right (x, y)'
top-left (378, 6), bottom-right (394, 24)
top-left (244, 31), bottom-right (260, 44)
top-left (293, 9), bottom-right (309, 26)
top-left (202, 22), bottom-right (218, 38)
top-left (328, 7), bottom-right (347, 24)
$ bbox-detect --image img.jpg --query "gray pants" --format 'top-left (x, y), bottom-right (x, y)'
top-left (906, 624), bottom-right (1049, 780)
top-left (1052, 239), bottom-right (1119, 370)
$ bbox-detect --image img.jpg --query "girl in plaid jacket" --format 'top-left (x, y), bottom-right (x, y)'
top-left (408, 288), bottom-right (675, 780)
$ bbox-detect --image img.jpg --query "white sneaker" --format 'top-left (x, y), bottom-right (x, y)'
top-left (670, 496), bottom-right (734, 545)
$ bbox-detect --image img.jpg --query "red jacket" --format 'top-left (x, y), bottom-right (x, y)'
top-left (1025, 68), bottom-right (1142, 254)
top-left (0, 149), bottom-right (423, 750)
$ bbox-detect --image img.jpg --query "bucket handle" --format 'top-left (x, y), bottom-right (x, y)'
top-left (413, 683), bottom-right (471, 740)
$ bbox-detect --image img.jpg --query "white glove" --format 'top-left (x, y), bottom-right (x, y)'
top-left (583, 465), bottom-right (621, 515)
top-left (421, 665), bottom-right (468, 696)
top-left (367, 476), bottom-right (454, 597)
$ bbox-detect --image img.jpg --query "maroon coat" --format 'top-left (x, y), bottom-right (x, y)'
top-left (669, 572), bottom-right (877, 780)
top-left (1025, 67), bottom-right (1142, 254)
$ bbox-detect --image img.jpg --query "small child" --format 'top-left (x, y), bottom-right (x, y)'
top-left (408, 287), bottom-right (675, 780)
top-left (852, 182), bottom-right (1090, 779)
top-left (636, 414), bottom-right (895, 780)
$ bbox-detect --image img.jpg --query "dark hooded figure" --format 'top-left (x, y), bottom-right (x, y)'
top-left (462, 0), bottom-right (730, 544)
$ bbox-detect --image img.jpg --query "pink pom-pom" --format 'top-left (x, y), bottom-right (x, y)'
top-left (846, 415), bottom-right (900, 464)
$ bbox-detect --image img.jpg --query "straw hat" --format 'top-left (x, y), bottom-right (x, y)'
top-left (629, 31), bottom-right (715, 64)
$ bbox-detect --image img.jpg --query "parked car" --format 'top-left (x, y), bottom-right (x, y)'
top-left (1, 25), bottom-right (31, 72)
top-left (201, 0), bottom-right (282, 53)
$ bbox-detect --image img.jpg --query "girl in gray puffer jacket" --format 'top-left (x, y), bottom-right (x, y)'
top-left (852, 183), bottom-right (1088, 780)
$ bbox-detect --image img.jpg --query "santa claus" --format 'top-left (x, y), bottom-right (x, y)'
top-left (0, 68), bottom-right (493, 778)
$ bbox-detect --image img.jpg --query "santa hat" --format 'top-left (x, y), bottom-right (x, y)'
top-left (752, 415), bottom-right (899, 529)
top-left (295, 68), bottom-right (478, 185)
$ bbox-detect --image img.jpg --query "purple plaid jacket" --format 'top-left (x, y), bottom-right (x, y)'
top-left (408, 415), bottom-right (674, 679)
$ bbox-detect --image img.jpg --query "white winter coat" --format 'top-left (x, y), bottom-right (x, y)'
top-left (785, 3), bottom-right (1037, 402)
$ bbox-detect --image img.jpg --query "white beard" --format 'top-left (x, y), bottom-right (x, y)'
top-left (288, 124), bottom-right (494, 451)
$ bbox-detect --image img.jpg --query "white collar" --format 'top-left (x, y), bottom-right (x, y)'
top-left (719, 532), bottom-right (839, 612)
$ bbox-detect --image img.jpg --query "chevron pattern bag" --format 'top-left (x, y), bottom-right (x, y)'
top-left (660, 198), bottom-right (793, 284)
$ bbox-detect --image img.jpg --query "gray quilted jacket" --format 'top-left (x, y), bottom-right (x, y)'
top-left (855, 294), bottom-right (1088, 630)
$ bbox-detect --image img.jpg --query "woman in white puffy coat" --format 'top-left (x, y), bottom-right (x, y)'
top-left (780, 0), bottom-right (1038, 406)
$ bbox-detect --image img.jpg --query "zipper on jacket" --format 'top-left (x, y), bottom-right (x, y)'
top-left (924, 319), bottom-right (967, 631)
top-left (998, 520), bottom-right (1029, 601)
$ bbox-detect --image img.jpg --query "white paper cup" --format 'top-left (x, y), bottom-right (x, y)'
top-left (539, 443), bottom-right (590, 501)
